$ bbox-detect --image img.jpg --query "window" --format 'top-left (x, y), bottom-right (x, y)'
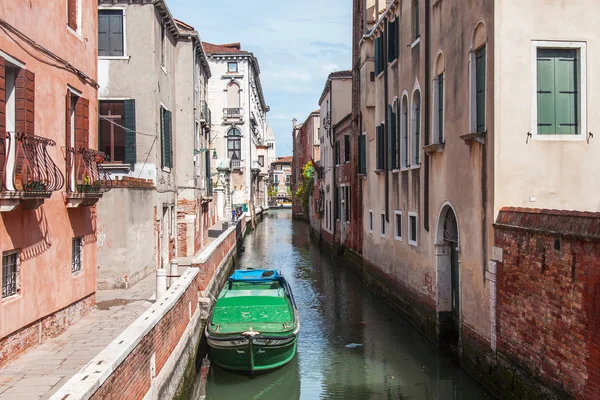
top-left (369, 210), bottom-right (373, 232)
top-left (335, 140), bottom-right (340, 165)
top-left (434, 73), bottom-right (444, 144)
top-left (380, 213), bottom-right (386, 237)
top-left (358, 133), bottom-right (367, 174)
top-left (161, 24), bottom-right (166, 69)
top-left (227, 127), bottom-right (241, 161)
top-left (160, 106), bottom-right (172, 169)
top-left (98, 9), bottom-right (124, 57)
top-left (413, 0), bottom-right (420, 39)
top-left (412, 91), bottom-right (421, 167)
top-left (408, 213), bottom-right (418, 246)
top-left (258, 155), bottom-right (264, 167)
top-left (2, 251), bottom-right (19, 298)
top-left (273, 174), bottom-right (279, 184)
top-left (374, 36), bottom-right (384, 76)
top-left (72, 238), bottom-right (82, 273)
top-left (401, 96), bottom-right (409, 169)
top-left (376, 123), bottom-right (385, 170)
top-left (99, 100), bottom-right (136, 163)
top-left (473, 46), bottom-right (486, 133)
top-left (394, 210), bottom-right (402, 241)
top-left (335, 187), bottom-right (340, 220)
top-left (387, 18), bottom-right (398, 62)
top-left (67, 0), bottom-right (80, 33)
top-left (286, 174), bottom-right (290, 184)
top-left (325, 200), bottom-right (329, 228)
top-left (389, 104), bottom-right (397, 169)
top-left (534, 43), bottom-right (585, 137)
top-left (228, 62), bottom-right (238, 73)
top-left (344, 135), bottom-right (350, 162)
top-left (226, 82), bottom-right (241, 109)
top-left (345, 186), bottom-right (350, 222)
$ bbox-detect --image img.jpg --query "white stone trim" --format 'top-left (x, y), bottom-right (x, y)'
top-left (530, 40), bottom-right (587, 141)
top-left (408, 212), bottom-right (418, 247)
top-left (98, 6), bottom-right (128, 59)
top-left (394, 210), bottom-right (402, 241)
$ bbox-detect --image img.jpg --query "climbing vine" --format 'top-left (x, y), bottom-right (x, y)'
top-left (295, 161), bottom-right (314, 216)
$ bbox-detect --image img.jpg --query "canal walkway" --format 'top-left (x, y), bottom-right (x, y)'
top-left (0, 273), bottom-right (156, 399)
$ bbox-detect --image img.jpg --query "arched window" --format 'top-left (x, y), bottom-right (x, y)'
top-left (401, 95), bottom-right (409, 169)
top-left (470, 22), bottom-right (487, 133)
top-left (227, 128), bottom-right (241, 160)
top-left (411, 90), bottom-right (421, 167)
top-left (226, 82), bottom-right (240, 108)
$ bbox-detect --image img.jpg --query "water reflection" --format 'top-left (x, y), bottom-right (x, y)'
top-left (201, 210), bottom-right (489, 400)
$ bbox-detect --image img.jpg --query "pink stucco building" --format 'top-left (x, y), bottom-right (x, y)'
top-left (0, 0), bottom-right (102, 366)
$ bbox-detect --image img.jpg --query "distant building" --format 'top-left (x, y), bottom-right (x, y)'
top-left (317, 71), bottom-right (352, 246)
top-left (270, 156), bottom-right (292, 202)
top-left (291, 111), bottom-right (320, 220)
top-left (203, 42), bottom-right (270, 215)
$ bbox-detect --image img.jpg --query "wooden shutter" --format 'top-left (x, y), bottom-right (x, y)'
top-left (164, 110), bottom-right (172, 168)
top-left (123, 99), bottom-right (136, 165)
top-left (537, 49), bottom-right (555, 134)
top-left (160, 107), bottom-right (165, 167)
top-left (98, 11), bottom-right (109, 57)
top-left (554, 50), bottom-right (578, 135)
top-left (438, 74), bottom-right (444, 143)
top-left (0, 57), bottom-right (5, 186)
top-left (396, 102), bottom-right (401, 169)
top-left (109, 11), bottom-right (124, 57)
top-left (75, 97), bottom-right (89, 150)
top-left (344, 135), bottom-right (350, 162)
top-left (390, 108), bottom-right (397, 169)
top-left (335, 140), bottom-right (340, 165)
top-left (414, 98), bottom-right (420, 164)
top-left (68, 0), bottom-right (77, 31)
top-left (476, 46), bottom-right (486, 132)
top-left (374, 37), bottom-right (380, 75)
top-left (15, 69), bottom-right (35, 134)
top-left (358, 135), bottom-right (366, 173)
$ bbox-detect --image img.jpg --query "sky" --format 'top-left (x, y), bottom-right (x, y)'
top-left (167, 0), bottom-right (352, 157)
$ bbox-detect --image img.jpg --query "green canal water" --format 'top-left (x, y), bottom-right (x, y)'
top-left (194, 210), bottom-right (490, 399)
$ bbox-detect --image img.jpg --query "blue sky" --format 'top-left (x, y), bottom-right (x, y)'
top-left (167, 0), bottom-right (352, 156)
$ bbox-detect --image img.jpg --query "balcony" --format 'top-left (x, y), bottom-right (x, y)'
top-left (64, 147), bottom-right (112, 208)
top-left (230, 159), bottom-right (242, 170)
top-left (200, 101), bottom-right (211, 130)
top-left (223, 107), bottom-right (243, 122)
top-left (0, 132), bottom-right (65, 212)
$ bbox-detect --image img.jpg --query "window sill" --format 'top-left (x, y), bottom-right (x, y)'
top-left (100, 163), bottom-right (132, 172)
top-left (530, 133), bottom-right (587, 142)
top-left (460, 131), bottom-right (486, 144)
top-left (410, 37), bottom-right (421, 49)
top-left (424, 143), bottom-right (444, 154)
top-left (388, 58), bottom-right (398, 68)
top-left (67, 25), bottom-right (83, 41)
top-left (410, 163), bottom-right (421, 170)
top-left (408, 240), bottom-right (418, 247)
top-left (72, 270), bottom-right (84, 278)
top-left (99, 56), bottom-right (129, 60)
top-left (161, 65), bottom-right (167, 75)
top-left (374, 169), bottom-right (385, 175)
top-left (392, 169), bottom-right (400, 174)
top-left (394, 236), bottom-right (402, 242)
top-left (376, 71), bottom-right (384, 79)
top-left (1, 293), bottom-right (21, 304)
top-left (222, 74), bottom-right (244, 79)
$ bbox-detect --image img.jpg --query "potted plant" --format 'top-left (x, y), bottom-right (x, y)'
top-left (23, 179), bottom-right (48, 192)
top-left (77, 176), bottom-right (101, 193)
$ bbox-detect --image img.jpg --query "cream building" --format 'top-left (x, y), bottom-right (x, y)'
top-left (204, 42), bottom-right (270, 214)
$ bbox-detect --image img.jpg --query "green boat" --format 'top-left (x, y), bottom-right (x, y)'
top-left (206, 269), bottom-right (300, 377)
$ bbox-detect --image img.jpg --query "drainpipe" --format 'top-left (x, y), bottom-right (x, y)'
top-left (383, 17), bottom-right (390, 223)
top-left (424, 0), bottom-right (431, 232)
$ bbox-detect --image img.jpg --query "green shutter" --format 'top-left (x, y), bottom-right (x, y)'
top-left (438, 74), bottom-right (444, 143)
top-left (414, 0), bottom-right (420, 38)
top-left (359, 135), bottom-right (366, 173)
top-left (165, 110), bottom-right (172, 168)
top-left (554, 50), bottom-right (578, 134)
top-left (124, 99), bottom-right (136, 165)
top-left (415, 99), bottom-right (421, 165)
top-left (476, 47), bottom-right (486, 132)
top-left (389, 106), bottom-right (397, 169)
top-left (537, 49), bottom-right (556, 134)
top-left (160, 107), bottom-right (165, 167)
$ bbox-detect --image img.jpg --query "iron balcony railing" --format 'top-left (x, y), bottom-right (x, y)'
top-left (0, 132), bottom-right (64, 195)
top-left (66, 147), bottom-right (112, 194)
top-left (200, 101), bottom-right (211, 127)
top-left (223, 108), bottom-right (243, 119)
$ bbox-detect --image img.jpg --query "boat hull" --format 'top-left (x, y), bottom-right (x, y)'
top-left (208, 336), bottom-right (298, 374)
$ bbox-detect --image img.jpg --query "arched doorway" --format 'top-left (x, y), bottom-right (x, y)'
top-left (435, 204), bottom-right (460, 345)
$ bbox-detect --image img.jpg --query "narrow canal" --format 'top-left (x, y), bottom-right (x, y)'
top-left (195, 210), bottom-right (490, 399)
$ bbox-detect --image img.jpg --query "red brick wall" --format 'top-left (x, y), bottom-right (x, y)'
top-left (90, 218), bottom-right (245, 399)
top-left (495, 207), bottom-right (600, 399)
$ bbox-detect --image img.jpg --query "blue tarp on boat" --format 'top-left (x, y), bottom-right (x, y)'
top-left (229, 269), bottom-right (281, 282)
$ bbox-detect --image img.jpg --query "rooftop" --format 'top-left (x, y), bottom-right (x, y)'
top-left (202, 42), bottom-right (245, 54)
top-left (272, 156), bottom-right (293, 165)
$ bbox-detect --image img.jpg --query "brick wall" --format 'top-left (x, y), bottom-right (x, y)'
top-left (111, 176), bottom-right (155, 189)
top-left (495, 207), bottom-right (600, 399)
top-left (54, 218), bottom-right (247, 400)
top-left (0, 294), bottom-right (95, 368)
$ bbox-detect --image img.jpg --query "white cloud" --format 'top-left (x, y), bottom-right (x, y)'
top-left (321, 63), bottom-right (341, 74)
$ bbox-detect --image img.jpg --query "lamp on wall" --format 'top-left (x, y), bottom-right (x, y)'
top-left (212, 148), bottom-right (218, 159)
